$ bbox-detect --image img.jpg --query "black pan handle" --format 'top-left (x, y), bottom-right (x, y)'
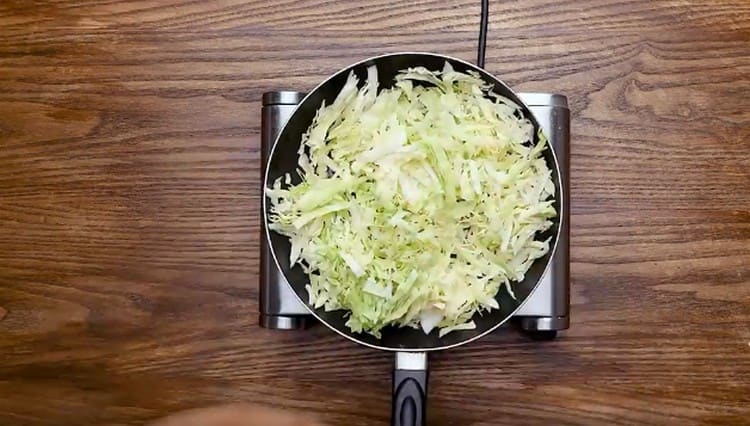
top-left (392, 352), bottom-right (429, 426)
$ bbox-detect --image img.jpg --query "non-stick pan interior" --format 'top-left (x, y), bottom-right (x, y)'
top-left (264, 52), bottom-right (562, 351)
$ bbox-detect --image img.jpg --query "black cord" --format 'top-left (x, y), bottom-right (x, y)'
top-left (477, 0), bottom-right (489, 68)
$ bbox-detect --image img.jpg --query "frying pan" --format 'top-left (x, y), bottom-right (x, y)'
top-left (263, 52), bottom-right (563, 426)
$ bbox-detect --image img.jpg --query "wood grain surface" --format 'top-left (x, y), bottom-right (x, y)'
top-left (1, 1), bottom-right (749, 425)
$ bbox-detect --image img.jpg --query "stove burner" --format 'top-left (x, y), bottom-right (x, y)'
top-left (259, 90), bottom-right (570, 339)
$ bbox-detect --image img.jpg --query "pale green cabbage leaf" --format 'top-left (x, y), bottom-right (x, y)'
top-left (267, 63), bottom-right (556, 338)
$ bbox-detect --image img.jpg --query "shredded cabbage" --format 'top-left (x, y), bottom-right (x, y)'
top-left (267, 63), bottom-right (556, 337)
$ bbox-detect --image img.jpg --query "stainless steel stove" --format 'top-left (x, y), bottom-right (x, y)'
top-left (259, 90), bottom-right (570, 339)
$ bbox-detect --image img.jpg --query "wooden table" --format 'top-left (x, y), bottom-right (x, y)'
top-left (1, 1), bottom-right (749, 425)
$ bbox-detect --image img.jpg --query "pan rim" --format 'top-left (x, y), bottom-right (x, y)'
top-left (262, 51), bottom-right (565, 352)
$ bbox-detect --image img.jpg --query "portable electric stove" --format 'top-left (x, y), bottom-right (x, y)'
top-left (259, 90), bottom-right (570, 339)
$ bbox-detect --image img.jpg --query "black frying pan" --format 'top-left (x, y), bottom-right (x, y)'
top-left (263, 52), bottom-right (563, 426)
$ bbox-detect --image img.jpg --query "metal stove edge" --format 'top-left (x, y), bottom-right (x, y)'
top-left (259, 90), bottom-right (570, 337)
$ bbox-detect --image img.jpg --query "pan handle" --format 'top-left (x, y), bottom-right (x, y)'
top-left (392, 352), bottom-right (428, 426)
